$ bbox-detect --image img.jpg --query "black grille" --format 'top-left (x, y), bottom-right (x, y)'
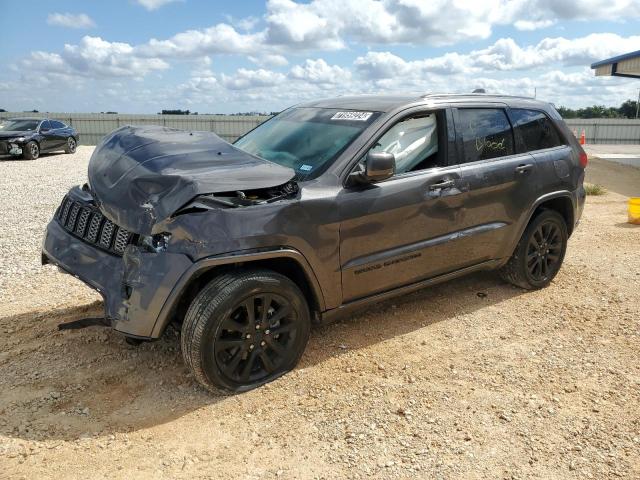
top-left (55, 195), bottom-right (136, 256)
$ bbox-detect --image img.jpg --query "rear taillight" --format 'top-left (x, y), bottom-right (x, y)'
top-left (579, 151), bottom-right (588, 168)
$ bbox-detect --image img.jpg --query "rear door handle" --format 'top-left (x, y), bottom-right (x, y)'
top-left (428, 179), bottom-right (455, 191)
top-left (515, 164), bottom-right (534, 174)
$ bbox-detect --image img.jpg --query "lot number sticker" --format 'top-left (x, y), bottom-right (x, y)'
top-left (331, 111), bottom-right (373, 121)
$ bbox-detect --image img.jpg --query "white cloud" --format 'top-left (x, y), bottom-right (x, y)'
top-left (248, 54), bottom-right (289, 67)
top-left (47, 13), bottom-right (96, 29)
top-left (514, 19), bottom-right (555, 31)
top-left (22, 36), bottom-right (169, 78)
top-left (139, 24), bottom-right (265, 57)
top-left (135, 0), bottom-right (182, 11)
top-left (354, 34), bottom-right (640, 80)
top-left (289, 59), bottom-right (351, 84)
top-left (220, 68), bottom-right (286, 90)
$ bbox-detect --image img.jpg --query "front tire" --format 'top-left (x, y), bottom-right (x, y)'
top-left (23, 141), bottom-right (39, 160)
top-left (64, 136), bottom-right (77, 154)
top-left (499, 210), bottom-right (568, 290)
top-left (181, 269), bottom-right (311, 394)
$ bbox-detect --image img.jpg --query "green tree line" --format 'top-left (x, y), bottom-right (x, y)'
top-left (557, 99), bottom-right (639, 119)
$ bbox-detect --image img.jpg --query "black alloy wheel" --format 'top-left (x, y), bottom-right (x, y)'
top-left (499, 209), bottom-right (568, 290)
top-left (525, 220), bottom-right (563, 282)
top-left (181, 269), bottom-right (311, 393)
top-left (215, 293), bottom-right (299, 384)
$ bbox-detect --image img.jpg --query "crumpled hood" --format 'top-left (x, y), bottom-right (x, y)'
top-left (88, 125), bottom-right (295, 235)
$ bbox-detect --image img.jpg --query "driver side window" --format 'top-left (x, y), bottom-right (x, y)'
top-left (365, 112), bottom-right (444, 175)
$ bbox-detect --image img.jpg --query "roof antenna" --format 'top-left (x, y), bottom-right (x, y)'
top-left (472, 88), bottom-right (486, 94)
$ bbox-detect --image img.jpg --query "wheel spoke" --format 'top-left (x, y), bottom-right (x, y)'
top-left (260, 295), bottom-right (273, 323)
top-left (223, 317), bottom-right (249, 334)
top-left (266, 337), bottom-right (286, 355)
top-left (259, 351), bottom-right (276, 373)
top-left (534, 227), bottom-right (544, 245)
top-left (528, 257), bottom-right (540, 274)
top-left (240, 350), bottom-right (258, 381)
top-left (269, 303), bottom-right (292, 326)
top-left (243, 299), bottom-right (256, 324)
top-left (224, 346), bottom-right (246, 375)
top-left (270, 323), bottom-right (295, 335)
top-left (216, 338), bottom-right (244, 351)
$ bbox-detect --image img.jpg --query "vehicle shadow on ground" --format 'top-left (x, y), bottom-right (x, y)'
top-left (1, 271), bottom-right (525, 442)
top-left (0, 152), bottom-right (67, 162)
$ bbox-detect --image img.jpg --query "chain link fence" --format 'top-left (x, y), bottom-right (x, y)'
top-left (1, 112), bottom-right (639, 145)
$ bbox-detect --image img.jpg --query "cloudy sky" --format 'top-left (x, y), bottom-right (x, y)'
top-left (1, 0), bottom-right (639, 113)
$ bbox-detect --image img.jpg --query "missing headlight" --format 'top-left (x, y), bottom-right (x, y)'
top-left (138, 233), bottom-right (171, 252)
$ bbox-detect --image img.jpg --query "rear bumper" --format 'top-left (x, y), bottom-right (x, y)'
top-left (42, 219), bottom-right (192, 338)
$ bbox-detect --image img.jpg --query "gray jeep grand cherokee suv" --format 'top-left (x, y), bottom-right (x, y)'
top-left (42, 94), bottom-right (586, 392)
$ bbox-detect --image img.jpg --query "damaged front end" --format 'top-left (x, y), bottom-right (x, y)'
top-left (87, 125), bottom-right (296, 235)
top-left (42, 125), bottom-right (300, 339)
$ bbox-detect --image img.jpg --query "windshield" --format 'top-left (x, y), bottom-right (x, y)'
top-left (0, 119), bottom-right (40, 131)
top-left (234, 107), bottom-right (381, 179)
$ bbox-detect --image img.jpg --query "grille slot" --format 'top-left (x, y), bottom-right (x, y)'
top-left (54, 196), bottom-right (135, 256)
top-left (60, 198), bottom-right (72, 225)
top-left (99, 221), bottom-right (115, 249)
top-left (113, 228), bottom-right (133, 255)
top-left (67, 203), bottom-right (81, 230)
top-left (87, 212), bottom-right (103, 243)
top-left (75, 208), bottom-right (91, 236)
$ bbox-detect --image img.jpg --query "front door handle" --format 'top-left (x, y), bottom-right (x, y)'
top-left (428, 179), bottom-right (455, 191)
top-left (515, 163), bottom-right (534, 174)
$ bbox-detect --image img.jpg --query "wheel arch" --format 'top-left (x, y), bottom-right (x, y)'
top-left (501, 191), bottom-right (575, 265)
top-left (530, 193), bottom-right (575, 236)
top-left (150, 248), bottom-right (325, 338)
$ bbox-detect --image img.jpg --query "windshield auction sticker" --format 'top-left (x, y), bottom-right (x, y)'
top-left (331, 111), bottom-right (373, 121)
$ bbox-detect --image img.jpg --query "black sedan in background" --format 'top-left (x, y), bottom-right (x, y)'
top-left (0, 118), bottom-right (79, 160)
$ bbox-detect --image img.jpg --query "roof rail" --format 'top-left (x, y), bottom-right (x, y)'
top-left (421, 92), bottom-right (537, 101)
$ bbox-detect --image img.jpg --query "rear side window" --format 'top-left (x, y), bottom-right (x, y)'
top-left (457, 108), bottom-right (514, 163)
top-left (510, 109), bottom-right (564, 152)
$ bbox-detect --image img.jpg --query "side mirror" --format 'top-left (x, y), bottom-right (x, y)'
top-left (40, 128), bottom-right (50, 133)
top-left (364, 151), bottom-right (395, 182)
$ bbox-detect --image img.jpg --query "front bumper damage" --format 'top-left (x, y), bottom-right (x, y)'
top-left (42, 217), bottom-right (192, 339)
top-left (0, 140), bottom-right (23, 156)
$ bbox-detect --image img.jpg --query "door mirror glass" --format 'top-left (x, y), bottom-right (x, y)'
top-left (364, 152), bottom-right (395, 182)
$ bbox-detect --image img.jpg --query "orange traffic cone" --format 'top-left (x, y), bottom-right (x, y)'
top-left (579, 130), bottom-right (586, 145)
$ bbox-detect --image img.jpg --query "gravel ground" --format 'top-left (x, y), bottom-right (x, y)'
top-left (0, 148), bottom-right (639, 479)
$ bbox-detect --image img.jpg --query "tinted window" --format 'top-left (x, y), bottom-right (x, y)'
top-left (369, 113), bottom-right (441, 174)
top-left (458, 108), bottom-right (514, 162)
top-left (50, 120), bottom-right (66, 129)
top-left (511, 109), bottom-right (563, 151)
top-left (40, 120), bottom-right (52, 131)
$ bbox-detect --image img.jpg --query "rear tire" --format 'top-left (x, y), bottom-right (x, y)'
top-left (64, 137), bottom-right (77, 154)
top-left (181, 269), bottom-right (311, 394)
top-left (499, 210), bottom-right (568, 290)
top-left (23, 141), bottom-right (39, 160)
